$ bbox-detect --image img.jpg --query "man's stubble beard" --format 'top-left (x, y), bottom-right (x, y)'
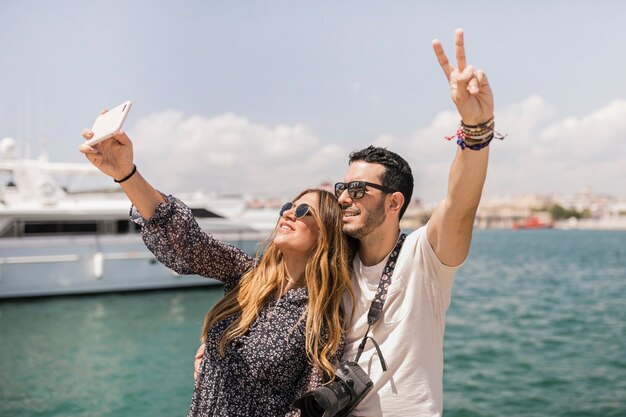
top-left (343, 197), bottom-right (386, 240)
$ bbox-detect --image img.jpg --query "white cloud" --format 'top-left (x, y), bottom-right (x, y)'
top-left (128, 111), bottom-right (346, 196)
top-left (486, 98), bottom-right (625, 199)
top-left (539, 99), bottom-right (626, 160)
top-left (126, 97), bottom-right (626, 204)
top-left (492, 98), bottom-right (626, 198)
top-left (362, 96), bottom-right (625, 203)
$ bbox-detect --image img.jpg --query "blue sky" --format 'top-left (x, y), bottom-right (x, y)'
top-left (1, 1), bottom-right (625, 204)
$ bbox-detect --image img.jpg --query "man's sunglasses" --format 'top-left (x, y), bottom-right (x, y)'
top-left (334, 181), bottom-right (397, 199)
top-left (279, 202), bottom-right (313, 219)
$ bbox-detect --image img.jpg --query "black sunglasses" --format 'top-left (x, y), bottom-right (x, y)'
top-left (279, 202), bottom-right (313, 219)
top-left (334, 181), bottom-right (397, 199)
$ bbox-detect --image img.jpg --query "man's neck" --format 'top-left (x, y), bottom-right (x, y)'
top-left (357, 225), bottom-right (400, 267)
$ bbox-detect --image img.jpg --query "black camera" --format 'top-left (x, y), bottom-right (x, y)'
top-left (292, 360), bottom-right (373, 417)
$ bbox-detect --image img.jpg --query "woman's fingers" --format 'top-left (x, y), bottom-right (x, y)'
top-left (112, 131), bottom-right (131, 145)
top-left (80, 149), bottom-right (102, 168)
top-left (80, 129), bottom-right (101, 154)
top-left (82, 129), bottom-right (94, 140)
top-left (82, 109), bottom-right (108, 139)
top-left (78, 143), bottom-right (100, 154)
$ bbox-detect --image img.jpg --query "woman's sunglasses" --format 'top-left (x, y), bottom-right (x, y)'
top-left (334, 181), bottom-right (397, 199)
top-left (279, 202), bottom-right (313, 219)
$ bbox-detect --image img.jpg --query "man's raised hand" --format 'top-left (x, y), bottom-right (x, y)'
top-left (432, 28), bottom-right (494, 126)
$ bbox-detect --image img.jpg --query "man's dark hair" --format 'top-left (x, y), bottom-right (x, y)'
top-left (348, 146), bottom-right (414, 219)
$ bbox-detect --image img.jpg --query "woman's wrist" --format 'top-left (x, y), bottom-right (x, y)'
top-left (114, 164), bottom-right (137, 183)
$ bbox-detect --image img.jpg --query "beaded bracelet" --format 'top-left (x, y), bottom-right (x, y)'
top-left (445, 118), bottom-right (506, 151)
top-left (456, 135), bottom-right (494, 151)
top-left (461, 117), bottom-right (494, 130)
top-left (460, 117), bottom-right (495, 138)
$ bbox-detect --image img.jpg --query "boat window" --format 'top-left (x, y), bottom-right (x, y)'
top-left (24, 222), bottom-right (98, 235)
top-left (0, 219), bottom-right (143, 237)
top-left (117, 220), bottom-right (141, 234)
top-left (191, 208), bottom-right (223, 218)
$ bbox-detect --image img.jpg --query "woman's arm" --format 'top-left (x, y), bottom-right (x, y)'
top-left (79, 128), bottom-right (256, 284)
top-left (79, 129), bottom-right (165, 219)
top-left (134, 194), bottom-right (256, 284)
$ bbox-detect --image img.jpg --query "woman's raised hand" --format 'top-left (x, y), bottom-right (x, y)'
top-left (79, 111), bottom-right (135, 181)
top-left (432, 28), bottom-right (494, 126)
top-left (79, 111), bottom-right (166, 219)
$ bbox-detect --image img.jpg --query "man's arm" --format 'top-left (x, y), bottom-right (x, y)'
top-left (428, 147), bottom-right (488, 266)
top-left (427, 28), bottom-right (494, 266)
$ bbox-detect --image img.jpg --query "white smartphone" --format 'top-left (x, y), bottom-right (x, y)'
top-left (84, 100), bottom-right (132, 146)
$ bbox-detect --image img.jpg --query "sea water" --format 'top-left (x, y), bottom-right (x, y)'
top-left (0, 230), bottom-right (624, 416)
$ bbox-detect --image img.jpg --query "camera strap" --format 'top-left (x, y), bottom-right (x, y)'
top-left (354, 231), bottom-right (407, 371)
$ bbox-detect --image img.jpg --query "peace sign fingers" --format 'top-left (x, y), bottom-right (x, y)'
top-left (454, 28), bottom-right (467, 72)
top-left (433, 28), bottom-right (468, 81)
top-left (431, 28), bottom-right (494, 126)
top-left (432, 38), bottom-right (453, 82)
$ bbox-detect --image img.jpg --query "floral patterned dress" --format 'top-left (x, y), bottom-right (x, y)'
top-left (132, 195), bottom-right (337, 416)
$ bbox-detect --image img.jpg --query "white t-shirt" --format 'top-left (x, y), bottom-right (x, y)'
top-left (342, 225), bottom-right (460, 417)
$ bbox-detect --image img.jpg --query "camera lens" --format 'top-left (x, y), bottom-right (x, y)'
top-left (293, 361), bottom-right (373, 417)
top-left (294, 384), bottom-right (351, 417)
top-left (298, 396), bottom-right (327, 416)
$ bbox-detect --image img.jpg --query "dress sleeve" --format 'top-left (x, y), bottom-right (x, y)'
top-left (130, 194), bottom-right (257, 290)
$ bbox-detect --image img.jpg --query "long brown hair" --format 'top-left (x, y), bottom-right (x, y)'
top-left (201, 189), bottom-right (353, 378)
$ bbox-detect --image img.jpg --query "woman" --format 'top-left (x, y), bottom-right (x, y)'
top-left (79, 129), bottom-right (353, 416)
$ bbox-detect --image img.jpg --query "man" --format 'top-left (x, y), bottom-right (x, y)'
top-left (333, 28), bottom-right (494, 416)
top-left (195, 28), bottom-right (495, 416)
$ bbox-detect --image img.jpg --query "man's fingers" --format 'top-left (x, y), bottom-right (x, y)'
top-left (476, 69), bottom-right (490, 87)
top-left (454, 28), bottom-right (467, 72)
top-left (194, 357), bottom-right (201, 382)
top-left (195, 344), bottom-right (205, 360)
top-left (454, 65), bottom-right (475, 93)
top-left (434, 29), bottom-right (469, 81)
top-left (194, 344), bottom-right (205, 382)
top-left (82, 129), bottom-right (94, 140)
top-left (467, 78), bottom-right (479, 94)
top-left (432, 39), bottom-right (453, 81)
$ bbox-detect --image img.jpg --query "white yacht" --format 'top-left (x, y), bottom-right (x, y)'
top-left (0, 138), bottom-right (273, 299)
